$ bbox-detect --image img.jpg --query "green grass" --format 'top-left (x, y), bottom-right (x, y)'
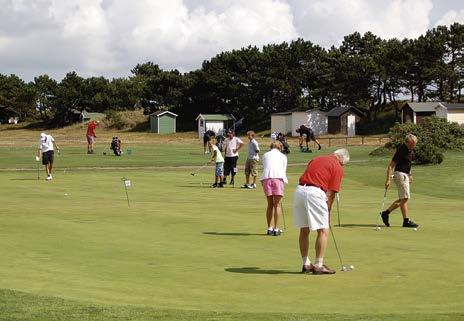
top-left (0, 143), bottom-right (463, 320)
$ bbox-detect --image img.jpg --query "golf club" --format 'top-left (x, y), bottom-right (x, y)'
top-left (329, 224), bottom-right (354, 272)
top-left (280, 201), bottom-right (286, 233)
top-left (375, 187), bottom-right (388, 230)
top-left (190, 163), bottom-right (209, 176)
top-left (35, 155), bottom-right (40, 180)
top-left (336, 192), bottom-right (341, 227)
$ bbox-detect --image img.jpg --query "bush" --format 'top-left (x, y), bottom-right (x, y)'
top-left (104, 109), bottom-right (148, 130)
top-left (385, 117), bottom-right (464, 165)
top-left (104, 110), bottom-right (125, 129)
top-left (369, 146), bottom-right (394, 157)
top-left (413, 144), bottom-right (444, 165)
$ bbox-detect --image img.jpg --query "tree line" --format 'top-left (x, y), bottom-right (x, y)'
top-left (0, 23), bottom-right (463, 130)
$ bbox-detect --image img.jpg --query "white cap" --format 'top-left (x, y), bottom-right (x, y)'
top-left (40, 132), bottom-right (46, 140)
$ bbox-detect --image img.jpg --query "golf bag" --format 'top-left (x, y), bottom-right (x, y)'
top-left (277, 132), bottom-right (290, 154)
top-left (111, 137), bottom-right (122, 156)
top-left (216, 131), bottom-right (225, 152)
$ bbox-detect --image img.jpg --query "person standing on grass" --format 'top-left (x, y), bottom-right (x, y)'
top-left (223, 130), bottom-right (244, 186)
top-left (86, 120), bottom-right (99, 154)
top-left (381, 134), bottom-right (419, 228)
top-left (37, 132), bottom-right (60, 181)
top-left (296, 124), bottom-right (321, 152)
top-left (208, 137), bottom-right (225, 188)
top-left (294, 149), bottom-right (349, 275)
top-left (260, 141), bottom-right (288, 236)
top-left (203, 129), bottom-right (216, 154)
top-left (241, 131), bottom-right (260, 189)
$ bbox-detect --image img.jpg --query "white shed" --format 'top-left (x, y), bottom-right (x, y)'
top-left (195, 114), bottom-right (236, 138)
top-left (271, 109), bottom-right (328, 137)
top-left (402, 102), bottom-right (464, 125)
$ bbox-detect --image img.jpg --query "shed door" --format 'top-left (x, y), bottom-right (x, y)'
top-left (347, 115), bottom-right (356, 137)
top-left (159, 115), bottom-right (175, 134)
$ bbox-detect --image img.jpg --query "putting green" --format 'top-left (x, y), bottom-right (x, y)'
top-left (0, 143), bottom-right (463, 320)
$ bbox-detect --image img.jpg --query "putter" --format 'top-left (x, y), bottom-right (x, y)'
top-left (281, 201), bottom-right (286, 233)
top-left (329, 225), bottom-right (354, 272)
top-left (37, 160), bottom-right (40, 180)
top-left (375, 187), bottom-right (388, 230)
top-left (35, 156), bottom-right (40, 180)
top-left (336, 193), bottom-right (341, 227)
top-left (191, 163), bottom-right (208, 176)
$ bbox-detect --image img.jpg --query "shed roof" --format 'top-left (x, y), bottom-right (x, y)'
top-left (442, 103), bottom-right (464, 110)
top-left (404, 102), bottom-right (446, 112)
top-left (150, 110), bottom-right (178, 117)
top-left (272, 108), bottom-right (326, 116)
top-left (196, 114), bottom-right (236, 121)
top-left (327, 106), bottom-right (364, 117)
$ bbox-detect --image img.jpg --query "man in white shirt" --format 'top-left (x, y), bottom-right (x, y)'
top-left (37, 132), bottom-right (60, 180)
top-left (223, 130), bottom-right (244, 186)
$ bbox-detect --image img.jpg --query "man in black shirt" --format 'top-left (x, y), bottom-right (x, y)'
top-left (381, 134), bottom-right (419, 228)
top-left (296, 125), bottom-right (322, 152)
top-left (203, 130), bottom-right (216, 154)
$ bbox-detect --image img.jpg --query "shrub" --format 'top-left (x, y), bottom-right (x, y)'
top-left (104, 110), bottom-right (125, 129)
top-left (384, 117), bottom-right (464, 165)
top-left (369, 146), bottom-right (394, 157)
top-left (413, 144), bottom-right (444, 165)
top-left (104, 109), bottom-right (148, 130)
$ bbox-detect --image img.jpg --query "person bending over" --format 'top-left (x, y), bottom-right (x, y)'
top-left (296, 125), bottom-right (321, 152)
top-left (293, 149), bottom-right (349, 274)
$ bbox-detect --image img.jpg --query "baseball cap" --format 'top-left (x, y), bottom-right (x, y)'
top-left (40, 133), bottom-right (46, 140)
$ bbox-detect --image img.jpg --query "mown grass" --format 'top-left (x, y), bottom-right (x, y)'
top-left (0, 141), bottom-right (463, 320)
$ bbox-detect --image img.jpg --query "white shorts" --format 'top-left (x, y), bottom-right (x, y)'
top-left (293, 185), bottom-right (329, 231)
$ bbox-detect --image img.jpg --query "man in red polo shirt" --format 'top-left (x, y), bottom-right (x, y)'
top-left (86, 120), bottom-right (99, 154)
top-left (293, 148), bottom-right (350, 275)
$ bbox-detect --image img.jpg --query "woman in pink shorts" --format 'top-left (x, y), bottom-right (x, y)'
top-left (260, 141), bottom-right (288, 236)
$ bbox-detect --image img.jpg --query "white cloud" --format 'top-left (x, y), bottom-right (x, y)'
top-left (435, 9), bottom-right (464, 26)
top-left (289, 0), bottom-right (433, 47)
top-left (0, 0), bottom-right (297, 80)
top-left (1, 0), bottom-right (459, 81)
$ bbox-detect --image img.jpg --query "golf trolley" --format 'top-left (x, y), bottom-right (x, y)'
top-left (276, 132), bottom-right (290, 154)
top-left (111, 137), bottom-right (122, 156)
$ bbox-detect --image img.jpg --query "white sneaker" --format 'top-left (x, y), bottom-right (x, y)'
top-left (46, 175), bottom-right (53, 180)
top-left (246, 184), bottom-right (256, 189)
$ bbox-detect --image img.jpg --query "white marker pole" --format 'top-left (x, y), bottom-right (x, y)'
top-left (122, 177), bottom-right (131, 207)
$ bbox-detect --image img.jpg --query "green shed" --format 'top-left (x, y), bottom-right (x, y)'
top-left (149, 111), bottom-right (178, 134)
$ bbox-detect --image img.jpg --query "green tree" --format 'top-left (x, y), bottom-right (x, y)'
top-left (33, 75), bottom-right (58, 120)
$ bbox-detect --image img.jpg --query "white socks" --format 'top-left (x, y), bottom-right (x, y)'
top-left (315, 258), bottom-right (323, 268)
top-left (302, 256), bottom-right (311, 265)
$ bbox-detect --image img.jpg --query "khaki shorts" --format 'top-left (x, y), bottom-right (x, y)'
top-left (245, 159), bottom-right (258, 177)
top-left (393, 171), bottom-right (410, 199)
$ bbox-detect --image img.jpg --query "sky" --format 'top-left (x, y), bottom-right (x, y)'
top-left (0, 0), bottom-right (463, 81)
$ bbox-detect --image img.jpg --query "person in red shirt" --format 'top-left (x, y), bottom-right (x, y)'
top-left (86, 120), bottom-right (99, 154)
top-left (293, 148), bottom-right (350, 275)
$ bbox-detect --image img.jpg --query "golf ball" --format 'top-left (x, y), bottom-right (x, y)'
top-left (350, 265), bottom-right (355, 270)
top-left (342, 266), bottom-right (347, 271)
top-left (375, 226), bottom-right (381, 231)
top-left (413, 228), bottom-right (417, 231)
top-left (64, 193), bottom-right (68, 196)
